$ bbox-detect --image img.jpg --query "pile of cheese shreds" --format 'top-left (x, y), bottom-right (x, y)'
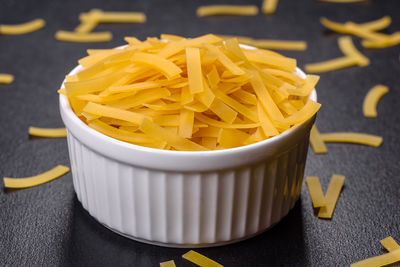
top-left (59, 34), bottom-right (321, 151)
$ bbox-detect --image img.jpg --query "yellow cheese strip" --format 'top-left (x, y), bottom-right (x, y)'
top-left (83, 10), bottom-right (147, 23)
top-left (75, 10), bottom-right (101, 33)
top-left (29, 127), bottom-right (67, 138)
top-left (305, 176), bottom-right (327, 207)
top-left (262, 0), bottom-right (279, 15)
top-left (305, 37), bottom-right (369, 73)
top-left (363, 85), bottom-right (389, 118)
top-left (55, 31), bottom-right (112, 42)
top-left (202, 137), bottom-right (217, 149)
top-left (83, 102), bottom-right (147, 125)
top-left (160, 34), bottom-right (185, 41)
top-left (88, 119), bottom-right (153, 143)
top-left (207, 66), bottom-right (220, 89)
top-left (193, 126), bottom-right (221, 138)
top-left (204, 43), bottom-right (245, 76)
top-left (179, 109), bottom-right (194, 138)
top-left (139, 119), bottom-right (207, 151)
top-left (3, 165), bottom-right (69, 189)
top-left (0, 74), bottom-right (14, 84)
top-left (318, 174), bottom-right (345, 218)
top-left (360, 16), bottom-right (392, 31)
top-left (131, 52), bottom-right (182, 80)
top-left (257, 102), bottom-right (279, 137)
top-left (221, 35), bottom-right (306, 51)
top-left (310, 125), bottom-right (328, 154)
top-left (108, 88), bottom-right (171, 110)
top-left (350, 249), bottom-right (400, 267)
top-left (209, 98), bottom-right (238, 123)
top-left (218, 128), bottom-right (250, 148)
top-left (197, 5), bottom-right (258, 17)
top-left (287, 75), bottom-right (319, 97)
top-left (182, 250), bottom-right (223, 267)
top-left (361, 33), bottom-right (400, 49)
top-left (160, 260), bottom-right (176, 267)
top-left (244, 50), bottom-right (297, 72)
top-left (196, 113), bottom-right (259, 129)
top-left (278, 100), bottom-right (298, 115)
top-left (0, 19), bottom-right (45, 35)
top-left (263, 68), bottom-right (305, 85)
top-left (214, 90), bottom-right (258, 122)
top-left (277, 100), bottom-right (320, 126)
top-left (231, 89), bottom-right (257, 105)
top-left (380, 236), bottom-right (400, 252)
top-left (106, 81), bottom-right (161, 94)
top-left (250, 72), bottom-right (284, 121)
top-left (320, 132), bottom-right (383, 147)
top-left (186, 47), bottom-right (204, 94)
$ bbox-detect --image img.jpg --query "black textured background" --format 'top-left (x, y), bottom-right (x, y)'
top-left (1, 0), bottom-right (400, 266)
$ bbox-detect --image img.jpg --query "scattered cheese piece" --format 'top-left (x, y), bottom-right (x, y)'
top-left (305, 176), bottom-right (327, 207)
top-left (220, 35), bottom-right (307, 51)
top-left (3, 165), bottom-right (69, 189)
top-left (320, 132), bottom-right (383, 147)
top-left (380, 236), bottom-right (400, 252)
top-left (318, 174), bottom-right (345, 218)
top-left (55, 31), bottom-right (112, 42)
top-left (0, 19), bottom-right (45, 35)
top-left (197, 5), bottom-right (258, 17)
top-left (309, 125), bottom-right (328, 154)
top-left (305, 36), bottom-right (369, 73)
top-left (182, 250), bottom-right (223, 267)
top-left (82, 10), bottom-right (147, 23)
top-left (160, 260), bottom-right (176, 267)
top-left (262, 0), bottom-right (279, 15)
top-left (351, 249), bottom-right (400, 267)
top-left (0, 73), bottom-right (14, 84)
top-left (363, 85), bottom-right (389, 118)
top-left (29, 127), bottom-right (67, 138)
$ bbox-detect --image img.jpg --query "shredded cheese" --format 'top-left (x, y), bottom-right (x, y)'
top-left (309, 125), bottom-right (328, 154)
top-left (55, 31), bottom-right (112, 42)
top-left (318, 174), bottom-right (345, 218)
top-left (0, 73), bottom-right (14, 84)
top-left (305, 36), bottom-right (369, 73)
top-left (380, 236), bottom-right (400, 252)
top-left (262, 0), bottom-right (279, 15)
top-left (305, 176), bottom-right (327, 207)
top-left (0, 19), bottom-right (45, 35)
top-left (320, 132), bottom-right (383, 147)
top-left (197, 5), bottom-right (259, 17)
top-left (363, 85), bottom-right (389, 118)
top-left (220, 35), bottom-right (307, 51)
top-left (81, 10), bottom-right (147, 23)
top-left (59, 34), bottom-right (320, 151)
top-left (160, 260), bottom-right (176, 267)
top-left (29, 127), bottom-right (67, 138)
top-left (182, 250), bottom-right (223, 267)
top-left (3, 165), bottom-right (69, 189)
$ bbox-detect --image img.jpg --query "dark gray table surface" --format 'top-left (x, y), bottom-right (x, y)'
top-left (1, 0), bottom-right (400, 266)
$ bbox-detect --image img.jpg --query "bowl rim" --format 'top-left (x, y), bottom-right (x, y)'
top-left (59, 47), bottom-right (317, 171)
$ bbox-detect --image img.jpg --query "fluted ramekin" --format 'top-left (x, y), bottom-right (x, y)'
top-left (60, 64), bottom-right (316, 248)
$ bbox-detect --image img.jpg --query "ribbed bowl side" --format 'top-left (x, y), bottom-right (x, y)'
top-left (66, 131), bottom-right (310, 247)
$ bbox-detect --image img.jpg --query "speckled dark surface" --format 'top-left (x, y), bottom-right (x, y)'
top-left (1, 0), bottom-right (400, 266)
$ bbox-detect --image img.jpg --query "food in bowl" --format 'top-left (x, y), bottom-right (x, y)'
top-left (59, 34), bottom-right (320, 151)
top-left (59, 34), bottom-right (320, 247)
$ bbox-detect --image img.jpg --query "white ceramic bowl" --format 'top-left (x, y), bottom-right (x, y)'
top-left (60, 64), bottom-right (317, 248)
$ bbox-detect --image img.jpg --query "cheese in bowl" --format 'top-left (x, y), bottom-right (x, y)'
top-left (59, 34), bottom-right (320, 247)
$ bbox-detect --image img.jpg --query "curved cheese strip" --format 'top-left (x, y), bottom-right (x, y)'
top-left (362, 33), bottom-right (400, 49)
top-left (160, 260), bottom-right (176, 267)
top-left (305, 176), bottom-right (326, 207)
top-left (0, 73), bottom-right (14, 84)
top-left (182, 250), bottom-right (223, 267)
top-left (276, 100), bottom-right (320, 126)
top-left (0, 19), bottom-right (45, 35)
top-left (55, 31), bottom-right (112, 42)
top-left (318, 174), bottom-right (345, 218)
top-left (351, 249), bottom-right (400, 267)
top-left (29, 127), bottom-right (67, 138)
top-left (310, 125), bottom-right (328, 154)
top-left (197, 5), bottom-right (258, 17)
top-left (320, 132), bottom-right (382, 147)
top-left (380, 236), bottom-right (400, 252)
top-left (131, 52), bottom-right (182, 80)
top-left (196, 113), bottom-right (260, 129)
top-left (338, 36), bottom-right (370, 66)
top-left (360, 16), bottom-right (392, 31)
top-left (363, 85), bottom-right (389, 118)
top-left (262, 0), bottom-right (279, 15)
top-left (3, 165), bottom-right (69, 189)
top-left (139, 119), bottom-right (207, 151)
